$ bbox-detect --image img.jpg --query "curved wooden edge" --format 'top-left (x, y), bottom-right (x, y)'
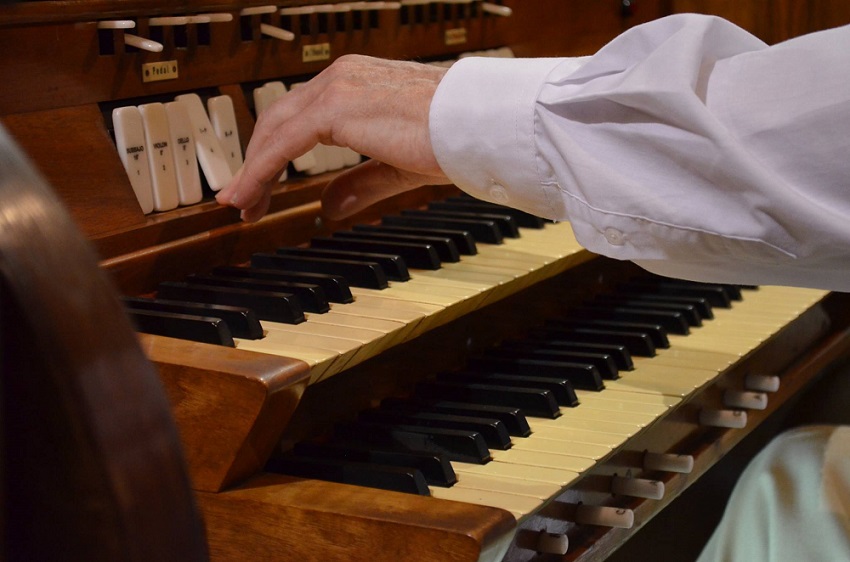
top-left (198, 473), bottom-right (517, 562)
top-left (0, 125), bottom-right (207, 560)
top-left (140, 333), bottom-right (311, 492)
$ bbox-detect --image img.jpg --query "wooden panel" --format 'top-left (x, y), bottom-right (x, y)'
top-left (141, 333), bottom-right (311, 492)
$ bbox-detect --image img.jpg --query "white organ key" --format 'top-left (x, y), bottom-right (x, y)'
top-left (207, 95), bottom-right (244, 174)
top-left (611, 475), bottom-right (665, 500)
top-left (123, 33), bottom-right (163, 52)
top-left (724, 389), bottom-right (768, 410)
top-left (259, 23), bottom-right (295, 41)
top-left (252, 84), bottom-right (278, 116)
top-left (138, 103), bottom-right (180, 211)
top-left (699, 408), bottom-right (747, 429)
top-left (573, 505), bottom-right (634, 529)
top-left (112, 106), bottom-right (154, 214)
top-left (163, 101), bottom-right (203, 205)
top-left (644, 452), bottom-right (694, 474)
top-left (745, 373), bottom-right (781, 392)
top-left (256, 82), bottom-right (317, 173)
top-left (481, 2), bottom-right (512, 16)
top-left (239, 5), bottom-right (277, 15)
top-left (279, 6), bottom-right (316, 15)
top-left (97, 20), bottom-right (135, 29)
top-left (148, 16), bottom-right (190, 26)
top-left (175, 93), bottom-right (233, 191)
top-left (195, 13), bottom-right (233, 22)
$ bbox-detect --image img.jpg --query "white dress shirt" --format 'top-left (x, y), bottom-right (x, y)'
top-left (430, 14), bottom-right (850, 291)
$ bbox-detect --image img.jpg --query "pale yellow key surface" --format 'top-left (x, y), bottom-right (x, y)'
top-left (574, 393), bottom-right (670, 416)
top-left (429, 485), bottom-right (541, 520)
top-left (350, 286), bottom-right (456, 306)
top-left (532, 414), bottom-right (640, 437)
top-left (410, 268), bottom-right (510, 289)
top-left (490, 447), bottom-right (596, 473)
top-left (554, 406), bottom-right (656, 427)
top-left (527, 425), bottom-right (625, 448)
top-left (452, 460), bottom-right (581, 487)
top-left (440, 261), bottom-right (523, 280)
top-left (510, 437), bottom-right (612, 460)
top-left (586, 388), bottom-right (681, 408)
top-left (233, 336), bottom-right (340, 383)
top-left (452, 472), bottom-right (563, 500)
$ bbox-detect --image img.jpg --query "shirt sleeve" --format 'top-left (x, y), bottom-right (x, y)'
top-left (429, 13), bottom-right (850, 291)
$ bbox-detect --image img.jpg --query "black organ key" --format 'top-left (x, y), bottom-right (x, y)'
top-left (184, 273), bottom-right (330, 314)
top-left (546, 318), bottom-right (669, 349)
top-left (593, 295), bottom-right (703, 327)
top-left (414, 380), bottom-right (561, 419)
top-left (567, 304), bottom-right (690, 335)
top-left (123, 296), bottom-right (264, 339)
top-left (292, 441), bottom-right (456, 487)
top-left (333, 230), bottom-right (461, 263)
top-left (277, 247), bottom-right (407, 283)
top-left (357, 223), bottom-right (478, 255)
top-left (156, 281), bottom-right (305, 324)
top-left (358, 408), bottom-right (511, 451)
top-left (529, 326), bottom-right (656, 357)
top-left (437, 371), bottom-right (580, 407)
top-left (380, 398), bottom-right (531, 438)
top-left (384, 213), bottom-right (503, 245)
top-left (413, 208), bottom-right (520, 238)
top-left (230, 262), bottom-right (354, 304)
top-left (613, 288), bottom-right (714, 319)
top-left (621, 280), bottom-right (733, 308)
top-left (482, 346), bottom-right (619, 380)
top-left (128, 309), bottom-right (235, 346)
top-left (440, 198), bottom-right (548, 229)
top-left (266, 453), bottom-right (430, 496)
top-left (334, 420), bottom-right (491, 465)
top-left (465, 355), bottom-right (604, 392)
top-left (251, 253), bottom-right (387, 290)
top-left (503, 339), bottom-right (634, 371)
top-left (310, 235), bottom-right (442, 270)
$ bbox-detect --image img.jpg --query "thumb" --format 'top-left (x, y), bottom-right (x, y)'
top-left (321, 159), bottom-right (450, 220)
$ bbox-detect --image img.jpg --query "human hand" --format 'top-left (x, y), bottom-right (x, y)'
top-left (215, 55), bottom-right (452, 222)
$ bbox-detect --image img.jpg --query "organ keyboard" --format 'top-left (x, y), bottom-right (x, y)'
top-left (2, 1), bottom-right (850, 561)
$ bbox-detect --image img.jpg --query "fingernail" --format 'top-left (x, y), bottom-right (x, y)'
top-left (337, 194), bottom-right (357, 215)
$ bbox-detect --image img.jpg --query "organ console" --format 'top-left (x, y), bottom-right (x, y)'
top-left (2, 1), bottom-right (850, 561)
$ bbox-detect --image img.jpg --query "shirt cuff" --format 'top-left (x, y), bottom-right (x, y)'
top-left (429, 56), bottom-right (576, 218)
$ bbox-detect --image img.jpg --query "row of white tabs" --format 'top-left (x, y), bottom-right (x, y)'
top-left (113, 81), bottom-right (361, 214)
top-left (99, 1), bottom-right (510, 52)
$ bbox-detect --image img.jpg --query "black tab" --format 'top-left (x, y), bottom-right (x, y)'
top-left (622, 280), bottom-right (732, 308)
top-left (416, 208), bottom-right (520, 238)
top-left (359, 408), bottom-right (511, 450)
top-left (569, 305), bottom-right (690, 335)
top-left (506, 339), bottom-right (634, 371)
top-left (250, 252), bottom-right (387, 290)
top-left (530, 326), bottom-right (656, 357)
top-left (310, 236), bottom-right (442, 270)
top-left (547, 318), bottom-right (669, 349)
top-left (440, 198), bottom-right (548, 229)
top-left (156, 281), bottom-right (305, 324)
top-left (334, 230), bottom-right (461, 263)
top-left (266, 453), bottom-right (430, 495)
top-left (293, 441), bottom-right (456, 487)
top-left (438, 371), bottom-right (579, 407)
top-left (123, 296), bottom-right (263, 339)
top-left (334, 420), bottom-right (491, 464)
top-left (380, 398), bottom-right (531, 438)
top-left (236, 260), bottom-right (354, 303)
top-left (277, 247), bottom-right (404, 283)
top-left (128, 309), bottom-right (235, 346)
top-left (385, 213), bottom-right (503, 245)
top-left (185, 274), bottom-right (330, 314)
top-left (594, 295), bottom-right (703, 326)
top-left (484, 346), bottom-right (619, 380)
top-left (466, 355), bottom-right (604, 391)
top-left (414, 380), bottom-right (560, 419)
top-left (360, 223), bottom-right (478, 255)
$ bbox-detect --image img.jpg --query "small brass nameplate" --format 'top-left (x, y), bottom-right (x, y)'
top-left (303, 43), bottom-right (331, 63)
top-left (445, 28), bottom-right (467, 45)
top-left (142, 60), bottom-right (179, 83)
